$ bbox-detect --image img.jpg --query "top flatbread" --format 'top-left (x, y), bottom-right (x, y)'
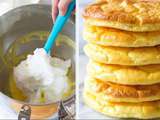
top-left (83, 0), bottom-right (160, 31)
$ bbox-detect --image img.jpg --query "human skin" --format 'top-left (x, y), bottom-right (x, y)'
top-left (52, 0), bottom-right (72, 21)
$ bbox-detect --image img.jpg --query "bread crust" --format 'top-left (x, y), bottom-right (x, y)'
top-left (87, 61), bottom-right (160, 85)
top-left (84, 91), bottom-right (160, 119)
top-left (83, 24), bottom-right (160, 47)
top-left (83, 1), bottom-right (160, 31)
top-left (84, 44), bottom-right (160, 66)
top-left (85, 77), bottom-right (160, 102)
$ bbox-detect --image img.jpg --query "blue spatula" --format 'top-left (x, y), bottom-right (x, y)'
top-left (44, 0), bottom-right (75, 53)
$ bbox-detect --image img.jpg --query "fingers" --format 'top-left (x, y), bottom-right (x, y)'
top-left (58, 0), bottom-right (72, 16)
top-left (52, 0), bottom-right (72, 21)
top-left (52, 0), bottom-right (59, 21)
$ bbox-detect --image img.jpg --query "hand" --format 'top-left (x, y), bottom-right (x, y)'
top-left (52, 0), bottom-right (72, 22)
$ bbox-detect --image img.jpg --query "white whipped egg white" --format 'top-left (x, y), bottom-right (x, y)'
top-left (14, 48), bottom-right (71, 103)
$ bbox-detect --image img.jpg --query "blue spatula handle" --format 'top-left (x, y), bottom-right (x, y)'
top-left (44, 0), bottom-right (75, 53)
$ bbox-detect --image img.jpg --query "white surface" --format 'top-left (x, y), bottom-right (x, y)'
top-left (13, 0), bottom-right (40, 7)
top-left (0, 93), bottom-right (17, 119)
top-left (0, 0), bottom-right (40, 16)
top-left (0, 1), bottom-right (13, 16)
top-left (78, 0), bottom-right (92, 54)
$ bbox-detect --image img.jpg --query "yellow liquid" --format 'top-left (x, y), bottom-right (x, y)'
top-left (9, 73), bottom-right (27, 101)
top-left (5, 31), bottom-right (75, 103)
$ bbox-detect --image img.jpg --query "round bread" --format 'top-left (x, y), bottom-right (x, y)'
top-left (84, 77), bottom-right (160, 102)
top-left (84, 90), bottom-right (160, 119)
top-left (87, 61), bottom-right (160, 85)
top-left (84, 44), bottom-right (160, 66)
top-left (83, 0), bottom-right (160, 32)
top-left (83, 24), bottom-right (160, 47)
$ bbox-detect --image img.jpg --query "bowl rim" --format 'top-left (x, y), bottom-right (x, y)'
top-left (0, 4), bottom-right (75, 106)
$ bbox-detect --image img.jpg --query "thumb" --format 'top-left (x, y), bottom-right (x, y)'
top-left (58, 0), bottom-right (72, 16)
